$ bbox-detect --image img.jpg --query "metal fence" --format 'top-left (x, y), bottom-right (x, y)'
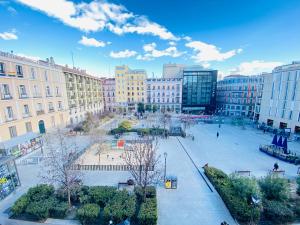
top-left (69, 164), bottom-right (154, 171)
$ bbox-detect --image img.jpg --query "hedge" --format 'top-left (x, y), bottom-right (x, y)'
top-left (204, 166), bottom-right (260, 223)
top-left (263, 200), bottom-right (295, 224)
top-left (77, 203), bottom-right (100, 225)
top-left (135, 186), bottom-right (156, 203)
top-left (87, 186), bottom-right (117, 207)
top-left (109, 127), bottom-right (167, 136)
top-left (11, 194), bottom-right (29, 216)
top-left (137, 198), bottom-right (157, 225)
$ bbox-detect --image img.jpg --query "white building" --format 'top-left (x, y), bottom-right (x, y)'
top-left (146, 78), bottom-right (182, 113)
top-left (162, 63), bottom-right (185, 78)
top-left (259, 61), bottom-right (300, 134)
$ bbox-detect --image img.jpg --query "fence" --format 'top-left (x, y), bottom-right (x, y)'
top-left (69, 164), bottom-right (154, 171)
top-left (17, 156), bottom-right (44, 165)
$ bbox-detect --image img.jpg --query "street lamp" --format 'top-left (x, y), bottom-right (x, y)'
top-left (109, 220), bottom-right (113, 225)
top-left (164, 152), bottom-right (167, 182)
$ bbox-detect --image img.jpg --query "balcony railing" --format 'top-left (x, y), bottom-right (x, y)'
top-left (23, 113), bottom-right (31, 118)
top-left (36, 110), bottom-right (45, 115)
top-left (1, 94), bottom-right (12, 100)
top-left (49, 108), bottom-right (55, 113)
top-left (6, 116), bottom-right (16, 122)
top-left (33, 94), bottom-right (42, 98)
top-left (19, 94), bottom-right (29, 99)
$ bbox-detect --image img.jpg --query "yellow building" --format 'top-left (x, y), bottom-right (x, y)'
top-left (62, 66), bottom-right (104, 125)
top-left (0, 51), bottom-right (69, 144)
top-left (115, 65), bottom-right (146, 112)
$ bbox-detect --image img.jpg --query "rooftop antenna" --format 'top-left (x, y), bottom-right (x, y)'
top-left (71, 51), bottom-right (75, 68)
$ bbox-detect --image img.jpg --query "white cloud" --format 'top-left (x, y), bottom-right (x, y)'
top-left (168, 41), bottom-right (176, 46)
top-left (0, 31), bottom-right (18, 40)
top-left (16, 53), bottom-right (40, 61)
top-left (137, 42), bottom-right (184, 61)
top-left (183, 36), bottom-right (192, 41)
top-left (230, 60), bottom-right (283, 75)
top-left (110, 49), bottom-right (137, 58)
top-left (78, 36), bottom-right (107, 47)
top-left (186, 41), bottom-right (242, 66)
top-left (16, 0), bottom-right (178, 40)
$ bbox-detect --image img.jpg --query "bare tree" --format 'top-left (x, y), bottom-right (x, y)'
top-left (160, 113), bottom-right (171, 138)
top-left (124, 138), bottom-right (162, 201)
top-left (90, 128), bottom-right (107, 164)
top-left (41, 129), bottom-right (83, 207)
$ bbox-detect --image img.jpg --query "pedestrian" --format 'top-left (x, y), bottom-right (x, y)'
top-left (273, 162), bottom-right (279, 171)
top-left (263, 129), bottom-right (266, 133)
top-left (217, 132), bottom-right (219, 138)
top-left (219, 124), bottom-right (221, 128)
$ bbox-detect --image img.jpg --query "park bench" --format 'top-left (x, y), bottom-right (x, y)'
top-left (269, 170), bottom-right (285, 176)
top-left (235, 170), bottom-right (251, 176)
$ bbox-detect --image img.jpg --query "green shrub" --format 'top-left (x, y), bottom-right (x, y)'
top-left (204, 167), bottom-right (260, 223)
top-left (296, 177), bottom-right (300, 196)
top-left (119, 121), bottom-right (132, 130)
top-left (11, 194), bottom-right (29, 216)
top-left (26, 184), bottom-right (55, 202)
top-left (263, 200), bottom-right (295, 224)
top-left (135, 186), bottom-right (156, 203)
top-left (110, 127), bottom-right (126, 135)
top-left (137, 198), bottom-right (157, 225)
top-left (49, 201), bottom-right (68, 219)
top-left (88, 186), bottom-right (117, 207)
top-left (77, 203), bottom-right (100, 225)
top-left (103, 190), bottom-right (136, 224)
top-left (56, 185), bottom-right (82, 204)
top-left (259, 175), bottom-right (289, 202)
top-left (25, 198), bottom-right (55, 220)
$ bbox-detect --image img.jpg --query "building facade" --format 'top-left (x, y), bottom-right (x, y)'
top-left (0, 51), bottom-right (69, 143)
top-left (62, 66), bottom-right (104, 125)
top-left (259, 62), bottom-right (300, 133)
top-left (102, 78), bottom-right (116, 112)
top-left (162, 63), bottom-right (185, 78)
top-left (146, 78), bottom-right (182, 113)
top-left (182, 67), bottom-right (217, 114)
top-left (115, 65), bottom-right (146, 112)
top-left (217, 75), bottom-right (264, 119)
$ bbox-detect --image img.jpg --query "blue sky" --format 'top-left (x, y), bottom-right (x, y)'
top-left (0, 0), bottom-right (300, 78)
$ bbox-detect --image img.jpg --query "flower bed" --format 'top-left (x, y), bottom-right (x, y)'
top-left (259, 145), bottom-right (300, 165)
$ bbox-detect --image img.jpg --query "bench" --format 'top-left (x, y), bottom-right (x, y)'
top-left (269, 170), bottom-right (285, 176)
top-left (235, 170), bottom-right (251, 176)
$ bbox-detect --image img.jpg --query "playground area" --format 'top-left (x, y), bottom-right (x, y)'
top-left (75, 140), bottom-right (127, 165)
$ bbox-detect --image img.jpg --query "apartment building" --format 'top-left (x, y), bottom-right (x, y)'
top-left (259, 62), bottom-right (300, 133)
top-left (182, 66), bottom-right (217, 114)
top-left (146, 78), bottom-right (182, 113)
top-left (102, 78), bottom-right (116, 113)
top-left (62, 66), bottom-right (104, 125)
top-left (115, 65), bottom-right (146, 112)
top-left (217, 75), bottom-right (264, 119)
top-left (0, 52), bottom-right (68, 141)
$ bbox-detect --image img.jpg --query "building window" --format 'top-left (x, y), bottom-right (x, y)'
top-left (6, 106), bottom-right (14, 120)
top-left (16, 65), bottom-right (23, 77)
top-left (19, 85), bottom-right (27, 98)
top-left (9, 126), bottom-right (17, 138)
top-left (31, 68), bottom-right (36, 79)
top-left (51, 116), bottom-right (55, 127)
top-left (48, 102), bottom-right (54, 112)
top-left (23, 104), bottom-right (30, 116)
top-left (56, 87), bottom-right (60, 96)
top-left (58, 101), bottom-right (63, 110)
top-left (33, 85), bottom-right (40, 97)
top-left (1, 84), bottom-right (11, 99)
top-left (0, 62), bottom-right (5, 74)
top-left (46, 86), bottom-right (51, 97)
top-left (44, 71), bottom-right (48, 81)
top-left (25, 122), bottom-right (32, 132)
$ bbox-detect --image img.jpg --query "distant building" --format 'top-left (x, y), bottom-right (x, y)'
top-left (115, 65), bottom-right (147, 112)
top-left (217, 75), bottom-right (264, 119)
top-left (182, 66), bottom-right (217, 114)
top-left (102, 78), bottom-right (116, 112)
top-left (146, 78), bottom-right (182, 113)
top-left (162, 63), bottom-right (185, 78)
top-left (0, 51), bottom-right (69, 144)
top-left (259, 61), bottom-right (300, 133)
top-left (62, 66), bottom-right (104, 125)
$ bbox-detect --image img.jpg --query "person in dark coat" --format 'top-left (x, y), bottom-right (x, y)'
top-left (273, 162), bottom-right (279, 171)
top-left (217, 132), bottom-right (219, 138)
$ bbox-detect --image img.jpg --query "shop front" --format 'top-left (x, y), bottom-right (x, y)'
top-left (0, 156), bottom-right (20, 200)
top-left (0, 132), bottom-right (43, 158)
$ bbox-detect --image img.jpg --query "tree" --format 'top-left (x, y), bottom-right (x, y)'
top-left (160, 113), bottom-right (171, 138)
top-left (119, 120), bottom-right (132, 130)
top-left (41, 129), bottom-right (83, 207)
top-left (124, 138), bottom-right (162, 201)
top-left (138, 102), bottom-right (145, 114)
top-left (90, 129), bottom-right (107, 164)
top-left (152, 105), bottom-right (157, 113)
top-left (145, 105), bottom-right (152, 112)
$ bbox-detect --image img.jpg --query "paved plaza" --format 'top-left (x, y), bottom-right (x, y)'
top-left (1, 117), bottom-right (300, 225)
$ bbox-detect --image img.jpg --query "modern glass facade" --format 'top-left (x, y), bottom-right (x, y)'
top-left (182, 68), bottom-right (217, 113)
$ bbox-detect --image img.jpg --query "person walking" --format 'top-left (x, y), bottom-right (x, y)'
top-left (217, 131), bottom-right (219, 138)
top-left (273, 162), bottom-right (279, 171)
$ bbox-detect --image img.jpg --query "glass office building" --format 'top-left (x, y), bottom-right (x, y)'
top-left (182, 67), bottom-right (217, 114)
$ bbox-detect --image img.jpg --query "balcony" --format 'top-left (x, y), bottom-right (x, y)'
top-left (6, 116), bottom-right (16, 122)
top-left (23, 113), bottom-right (31, 118)
top-left (48, 108), bottom-right (55, 113)
top-left (36, 110), bottom-right (45, 115)
top-left (1, 94), bottom-right (13, 100)
top-left (33, 94), bottom-right (42, 98)
top-left (19, 94), bottom-right (29, 99)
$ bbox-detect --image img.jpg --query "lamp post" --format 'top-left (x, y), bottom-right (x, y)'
top-left (164, 152), bottom-right (167, 182)
top-left (109, 220), bottom-right (113, 225)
